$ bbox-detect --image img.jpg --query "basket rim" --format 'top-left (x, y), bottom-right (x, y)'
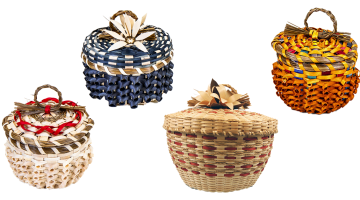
top-left (163, 108), bottom-right (278, 136)
top-left (5, 130), bottom-right (91, 155)
top-left (271, 30), bottom-right (357, 68)
top-left (5, 133), bottom-right (92, 157)
top-left (82, 51), bottom-right (173, 76)
top-left (2, 109), bottom-right (94, 148)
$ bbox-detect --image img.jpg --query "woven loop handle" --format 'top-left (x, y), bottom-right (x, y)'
top-left (304, 8), bottom-right (337, 33)
top-left (34, 85), bottom-right (63, 109)
top-left (109, 10), bottom-right (138, 32)
top-left (222, 84), bottom-right (238, 95)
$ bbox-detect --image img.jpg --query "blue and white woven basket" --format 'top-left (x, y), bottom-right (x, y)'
top-left (81, 10), bottom-right (174, 108)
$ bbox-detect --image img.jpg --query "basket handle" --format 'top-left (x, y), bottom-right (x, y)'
top-left (109, 10), bottom-right (138, 32)
top-left (222, 84), bottom-right (238, 94)
top-left (34, 84), bottom-right (63, 109)
top-left (304, 8), bottom-right (337, 33)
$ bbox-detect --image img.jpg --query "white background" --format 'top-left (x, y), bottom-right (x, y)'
top-left (0, 0), bottom-right (359, 199)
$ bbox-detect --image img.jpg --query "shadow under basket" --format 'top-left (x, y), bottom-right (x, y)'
top-left (164, 108), bottom-right (278, 192)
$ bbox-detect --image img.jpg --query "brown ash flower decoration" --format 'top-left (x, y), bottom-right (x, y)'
top-left (98, 13), bottom-right (156, 52)
top-left (188, 79), bottom-right (251, 110)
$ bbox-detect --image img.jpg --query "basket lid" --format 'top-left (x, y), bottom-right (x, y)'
top-left (5, 132), bottom-right (91, 156)
top-left (2, 85), bottom-right (94, 148)
top-left (81, 10), bottom-right (174, 76)
top-left (163, 80), bottom-right (278, 136)
top-left (271, 8), bottom-right (358, 72)
top-left (164, 108), bottom-right (278, 136)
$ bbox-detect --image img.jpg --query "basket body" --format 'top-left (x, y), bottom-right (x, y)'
top-left (163, 108), bottom-right (278, 192)
top-left (272, 61), bottom-right (359, 113)
top-left (5, 139), bottom-right (93, 189)
top-left (272, 31), bottom-right (359, 114)
top-left (167, 131), bottom-right (274, 192)
top-left (83, 60), bottom-right (174, 108)
top-left (81, 25), bottom-right (174, 108)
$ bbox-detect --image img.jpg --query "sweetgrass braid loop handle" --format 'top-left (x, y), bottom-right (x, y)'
top-left (304, 8), bottom-right (337, 33)
top-left (222, 84), bottom-right (238, 94)
top-left (109, 10), bottom-right (138, 32)
top-left (34, 84), bottom-right (63, 109)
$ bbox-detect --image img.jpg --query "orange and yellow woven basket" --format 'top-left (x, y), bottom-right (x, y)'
top-left (271, 8), bottom-right (359, 114)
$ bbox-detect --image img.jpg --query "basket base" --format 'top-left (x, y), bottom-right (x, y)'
top-left (5, 142), bottom-right (93, 189)
top-left (177, 168), bottom-right (261, 192)
top-left (167, 130), bottom-right (274, 193)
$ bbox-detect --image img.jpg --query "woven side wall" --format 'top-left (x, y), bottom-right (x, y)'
top-left (166, 130), bottom-right (274, 192)
top-left (83, 61), bottom-right (174, 108)
top-left (272, 61), bottom-right (359, 113)
top-left (5, 140), bottom-right (93, 189)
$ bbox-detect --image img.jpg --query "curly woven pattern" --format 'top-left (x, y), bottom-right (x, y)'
top-left (83, 61), bottom-right (174, 108)
top-left (271, 8), bottom-right (359, 114)
top-left (272, 62), bottom-right (359, 114)
top-left (5, 139), bottom-right (93, 189)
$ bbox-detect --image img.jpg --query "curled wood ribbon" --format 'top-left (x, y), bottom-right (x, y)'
top-left (284, 8), bottom-right (351, 42)
top-left (14, 84), bottom-right (86, 116)
top-left (188, 79), bottom-right (251, 110)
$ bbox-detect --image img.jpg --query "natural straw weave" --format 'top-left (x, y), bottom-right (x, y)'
top-left (2, 85), bottom-right (94, 189)
top-left (163, 82), bottom-right (278, 192)
top-left (271, 8), bottom-right (359, 114)
top-left (5, 139), bottom-right (93, 189)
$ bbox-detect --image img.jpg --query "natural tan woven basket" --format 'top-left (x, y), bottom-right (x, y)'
top-left (163, 80), bottom-right (278, 192)
top-left (2, 85), bottom-right (94, 189)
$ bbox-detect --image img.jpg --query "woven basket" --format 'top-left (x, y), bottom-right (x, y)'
top-left (271, 8), bottom-right (359, 114)
top-left (2, 85), bottom-right (94, 189)
top-left (163, 80), bottom-right (278, 192)
top-left (81, 10), bottom-right (174, 108)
